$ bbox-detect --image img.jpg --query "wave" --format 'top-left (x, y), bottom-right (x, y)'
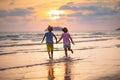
top-left (0, 46), bottom-right (97, 56)
top-left (75, 38), bottom-right (111, 43)
top-left (117, 37), bottom-right (120, 40)
top-left (0, 43), bottom-right (42, 47)
top-left (91, 32), bottom-right (106, 35)
top-left (0, 31), bottom-right (119, 41)
top-left (0, 58), bottom-right (82, 71)
top-left (0, 31), bottom-right (112, 41)
top-left (0, 33), bottom-right (44, 41)
top-left (115, 44), bottom-right (120, 48)
top-left (0, 38), bottom-right (111, 48)
top-left (0, 62), bottom-right (51, 71)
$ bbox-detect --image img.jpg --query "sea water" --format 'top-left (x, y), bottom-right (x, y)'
top-left (0, 30), bottom-right (120, 80)
top-left (0, 31), bottom-right (119, 55)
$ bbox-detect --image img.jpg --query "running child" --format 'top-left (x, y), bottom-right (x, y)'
top-left (41, 25), bottom-right (57, 59)
top-left (57, 27), bottom-right (74, 58)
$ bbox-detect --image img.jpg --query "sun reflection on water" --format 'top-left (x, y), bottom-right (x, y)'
top-left (48, 59), bottom-right (72, 80)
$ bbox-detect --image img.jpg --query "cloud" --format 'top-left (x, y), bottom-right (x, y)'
top-left (59, 1), bottom-right (120, 16)
top-left (0, 7), bottom-right (34, 17)
top-left (4, 17), bottom-right (18, 23)
top-left (58, 1), bottom-right (120, 31)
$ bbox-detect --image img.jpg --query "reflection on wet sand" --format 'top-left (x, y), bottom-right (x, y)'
top-left (64, 61), bottom-right (72, 80)
top-left (48, 59), bottom-right (72, 80)
top-left (48, 63), bottom-right (54, 80)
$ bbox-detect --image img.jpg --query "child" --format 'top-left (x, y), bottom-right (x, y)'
top-left (57, 27), bottom-right (74, 58)
top-left (41, 25), bottom-right (57, 59)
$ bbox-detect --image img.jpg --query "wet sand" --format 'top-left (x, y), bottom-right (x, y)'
top-left (0, 31), bottom-right (120, 80)
top-left (0, 47), bottom-right (120, 80)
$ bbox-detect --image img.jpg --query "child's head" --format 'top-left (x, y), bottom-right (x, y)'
top-left (62, 27), bottom-right (68, 33)
top-left (48, 25), bottom-right (53, 32)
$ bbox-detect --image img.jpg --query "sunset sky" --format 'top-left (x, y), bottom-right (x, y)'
top-left (0, 0), bottom-right (120, 32)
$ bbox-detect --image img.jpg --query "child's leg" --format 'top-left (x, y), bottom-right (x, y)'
top-left (68, 47), bottom-right (73, 54)
top-left (47, 44), bottom-right (51, 59)
top-left (51, 50), bottom-right (53, 59)
top-left (50, 44), bottom-right (54, 59)
top-left (47, 43), bottom-right (54, 59)
top-left (48, 50), bottom-right (51, 59)
top-left (64, 47), bottom-right (68, 57)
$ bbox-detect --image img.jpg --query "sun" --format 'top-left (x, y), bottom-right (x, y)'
top-left (48, 10), bottom-right (65, 20)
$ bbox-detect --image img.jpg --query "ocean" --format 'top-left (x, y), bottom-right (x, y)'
top-left (0, 30), bottom-right (120, 80)
top-left (0, 31), bottom-right (119, 55)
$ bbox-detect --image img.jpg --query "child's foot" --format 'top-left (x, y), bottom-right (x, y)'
top-left (50, 57), bottom-right (53, 60)
top-left (65, 56), bottom-right (70, 60)
top-left (71, 50), bottom-right (73, 54)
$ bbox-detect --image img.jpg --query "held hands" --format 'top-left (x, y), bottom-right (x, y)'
top-left (56, 41), bottom-right (59, 44)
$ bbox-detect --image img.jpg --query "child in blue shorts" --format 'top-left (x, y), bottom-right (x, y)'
top-left (41, 25), bottom-right (57, 59)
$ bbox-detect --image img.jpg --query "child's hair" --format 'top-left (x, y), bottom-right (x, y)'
top-left (48, 25), bottom-right (53, 32)
top-left (62, 27), bottom-right (68, 33)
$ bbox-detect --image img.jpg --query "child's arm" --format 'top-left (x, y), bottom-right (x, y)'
top-left (54, 35), bottom-right (57, 43)
top-left (41, 35), bottom-right (45, 44)
top-left (57, 36), bottom-right (62, 43)
top-left (69, 35), bottom-right (74, 45)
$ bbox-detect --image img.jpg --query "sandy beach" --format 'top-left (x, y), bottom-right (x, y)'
top-left (0, 0), bottom-right (120, 80)
top-left (0, 31), bottom-right (120, 80)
